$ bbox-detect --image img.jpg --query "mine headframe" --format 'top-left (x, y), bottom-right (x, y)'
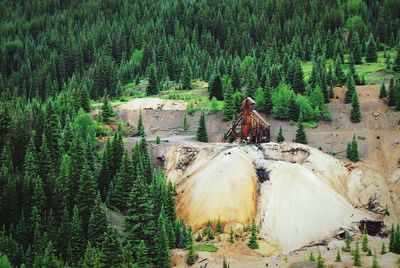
top-left (222, 97), bottom-right (270, 143)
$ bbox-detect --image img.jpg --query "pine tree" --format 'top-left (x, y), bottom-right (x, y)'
top-left (181, 58), bottom-right (192, 89)
top-left (155, 209), bottom-right (170, 268)
top-left (388, 78), bottom-right (396, 106)
top-left (343, 231), bottom-right (352, 252)
top-left (372, 251), bottom-right (380, 268)
top-left (137, 110), bottom-right (145, 137)
top-left (353, 242), bottom-right (362, 266)
top-left (101, 225), bottom-right (123, 267)
top-left (308, 251), bottom-right (315, 261)
top-left (335, 249), bottom-right (341, 262)
top-left (223, 81), bottom-right (236, 121)
top-left (77, 162), bottom-right (97, 234)
top-left (344, 75), bottom-right (356, 103)
top-left (183, 112), bottom-right (189, 131)
top-left (292, 59), bottom-right (305, 94)
top-left (197, 112), bottom-right (208, 142)
top-left (70, 205), bottom-right (85, 264)
top-left (334, 55), bottom-right (346, 85)
top-left (288, 95), bottom-right (299, 121)
top-left (147, 65), bottom-right (159, 96)
top-left (101, 96), bottom-right (113, 124)
top-left (295, 121), bottom-right (307, 144)
top-left (350, 91), bottom-right (361, 123)
top-left (277, 126), bottom-right (285, 142)
top-left (248, 220), bottom-right (259, 249)
top-left (379, 81), bottom-right (387, 98)
top-left (264, 86), bottom-right (273, 114)
top-left (209, 74), bottom-right (224, 100)
top-left (216, 216), bottom-right (223, 234)
top-left (365, 35), bottom-right (378, 63)
top-left (362, 224), bottom-right (369, 252)
top-left (135, 240), bottom-right (150, 268)
top-left (381, 242), bottom-right (386, 254)
top-left (316, 251), bottom-right (325, 268)
top-left (186, 228), bottom-right (196, 265)
top-left (350, 32), bottom-right (362, 64)
top-left (228, 227), bottom-right (234, 243)
top-left (394, 46), bottom-right (400, 73)
top-left (88, 193), bottom-right (108, 247)
top-left (347, 135), bottom-right (359, 162)
top-left (82, 242), bottom-right (101, 268)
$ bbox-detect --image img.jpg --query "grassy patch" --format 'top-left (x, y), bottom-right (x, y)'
top-left (289, 121), bottom-right (317, 128)
top-left (194, 243), bottom-right (219, 252)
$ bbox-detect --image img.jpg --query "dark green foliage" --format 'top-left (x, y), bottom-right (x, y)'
top-left (181, 59), bottom-right (192, 90)
top-left (388, 78), bottom-right (396, 106)
top-left (186, 229), bottom-right (196, 266)
top-left (216, 216), bottom-right (223, 234)
top-left (101, 225), bottom-right (123, 267)
top-left (379, 81), bottom-right (387, 98)
top-left (362, 224), bottom-right (369, 252)
top-left (248, 220), bottom-right (259, 249)
top-left (147, 65), bottom-right (159, 96)
top-left (335, 250), bottom-right (341, 262)
top-left (277, 127), bottom-right (285, 143)
top-left (394, 46), bottom-right (400, 73)
top-left (316, 251), bottom-right (325, 268)
top-left (350, 91), bottom-right (361, 123)
top-left (350, 32), bottom-right (362, 64)
top-left (334, 55), bottom-right (346, 85)
top-left (209, 74), bottom-right (224, 100)
top-left (381, 242), bottom-right (386, 254)
top-left (295, 121), bottom-right (308, 145)
top-left (365, 35), bottom-right (378, 63)
top-left (197, 112), bottom-right (208, 142)
top-left (88, 194), bottom-right (108, 247)
top-left (101, 96), bottom-right (114, 124)
top-left (344, 75), bottom-right (356, 104)
top-left (70, 205), bottom-right (85, 264)
top-left (342, 231), bottom-right (352, 252)
top-left (288, 95), bottom-right (300, 121)
top-left (137, 111), bottom-right (145, 137)
top-left (347, 135), bottom-right (359, 162)
top-left (223, 80), bottom-right (236, 121)
top-left (264, 87), bottom-right (273, 115)
top-left (353, 242), bottom-right (362, 266)
top-left (77, 162), bottom-right (97, 234)
top-left (155, 210), bottom-right (170, 268)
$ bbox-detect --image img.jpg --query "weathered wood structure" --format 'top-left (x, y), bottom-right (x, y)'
top-left (223, 97), bottom-right (270, 143)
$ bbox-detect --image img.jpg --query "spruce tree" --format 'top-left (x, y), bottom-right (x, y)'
top-left (334, 55), bottom-right (346, 85)
top-left (344, 75), bottom-right (356, 103)
top-left (379, 81), bottom-right (387, 99)
top-left (292, 59), bottom-right (305, 94)
top-left (335, 249), bottom-right (341, 262)
top-left (147, 64), bottom-right (159, 96)
top-left (216, 216), bottom-right (223, 234)
top-left (137, 110), bottom-right (145, 137)
top-left (100, 225), bottom-right (123, 267)
top-left (70, 205), bottom-right (85, 264)
top-left (316, 251), bottom-right (325, 268)
top-left (181, 59), bottom-right (192, 90)
top-left (294, 121), bottom-right (307, 144)
top-left (394, 46), bottom-right (400, 73)
top-left (209, 73), bottom-right (224, 100)
top-left (87, 193), bottom-right (108, 247)
top-left (183, 112), bottom-right (189, 131)
top-left (288, 95), bottom-right (299, 121)
top-left (381, 242), bottom-right (386, 254)
top-left (350, 91), bottom-right (361, 123)
top-left (365, 35), bottom-right (378, 63)
top-left (347, 135), bottom-right (359, 162)
top-left (353, 242), bottom-right (362, 266)
top-left (223, 81), bottom-right (236, 121)
top-left (350, 32), bottom-right (362, 64)
top-left (82, 242), bottom-right (101, 268)
top-left (186, 228), bottom-right (196, 265)
top-left (388, 78), bottom-right (396, 106)
top-left (248, 220), bottom-right (259, 249)
top-left (136, 240), bottom-right (151, 268)
top-left (197, 112), bottom-right (208, 142)
top-left (308, 251), bottom-right (315, 261)
top-left (343, 231), bottom-right (352, 252)
top-left (264, 86), bottom-right (273, 115)
top-left (277, 126), bottom-right (285, 142)
top-left (155, 210), bottom-right (170, 268)
top-left (229, 227), bottom-right (234, 243)
top-left (101, 96), bottom-right (113, 124)
top-left (362, 224), bottom-right (369, 252)
top-left (77, 162), bottom-right (97, 234)
top-left (371, 251), bottom-right (380, 268)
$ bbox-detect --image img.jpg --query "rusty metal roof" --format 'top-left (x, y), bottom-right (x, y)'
top-left (252, 110), bottom-right (270, 127)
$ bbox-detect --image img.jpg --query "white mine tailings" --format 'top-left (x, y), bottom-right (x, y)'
top-left (152, 141), bottom-right (400, 254)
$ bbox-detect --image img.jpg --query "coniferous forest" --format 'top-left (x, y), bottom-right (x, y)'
top-left (1, 0), bottom-right (400, 267)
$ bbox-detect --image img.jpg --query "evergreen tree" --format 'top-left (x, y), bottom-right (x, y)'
top-left (228, 227), bottom-right (234, 243)
top-left (147, 65), bottom-right (159, 96)
top-left (362, 224), bottom-right (369, 252)
top-left (136, 240), bottom-right (151, 268)
top-left (181, 59), bottom-right (192, 90)
top-left (288, 94), bottom-right (300, 121)
top-left (186, 228), bottom-right (196, 266)
top-left (155, 210), bottom-right (170, 268)
top-left (365, 35), bottom-right (378, 63)
top-left (316, 251), bottom-right (325, 268)
top-left (335, 250), bottom-right (341, 262)
top-left (216, 216), bottom-right (223, 234)
top-left (334, 55), bottom-right (346, 85)
top-left (254, 88), bottom-right (265, 111)
top-left (100, 225), bottom-right (123, 267)
top-left (101, 96), bottom-right (113, 124)
top-left (87, 194), bottom-right (108, 247)
top-left (347, 135), bottom-right (359, 162)
top-left (70, 205), bottom-right (85, 264)
top-left (394, 46), bottom-right (400, 73)
top-left (277, 126), bottom-right (285, 142)
top-left (381, 242), bottom-right (386, 254)
top-left (342, 232), bottom-right (352, 252)
top-left (388, 78), bottom-right (396, 106)
top-left (344, 75), bottom-right (356, 103)
top-left (294, 121), bottom-right (307, 144)
top-left (197, 112), bottom-right (208, 142)
top-left (223, 81), bottom-right (236, 121)
top-left (77, 162), bottom-right (97, 234)
top-left (379, 81), bottom-right (387, 98)
top-left (248, 220), bottom-right (259, 249)
top-left (137, 111), bottom-right (145, 137)
top-left (82, 242), bottom-right (101, 268)
top-left (264, 86), bottom-right (273, 115)
top-left (372, 251), bottom-right (380, 268)
top-left (350, 91), bottom-right (361, 123)
top-left (292, 59), bottom-right (305, 94)
top-left (350, 32), bottom-right (362, 64)
top-left (353, 242), bottom-right (362, 266)
top-left (308, 251), bottom-right (315, 261)
top-left (209, 73), bottom-right (224, 100)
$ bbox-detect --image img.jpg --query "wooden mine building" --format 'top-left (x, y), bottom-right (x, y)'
top-left (223, 97), bottom-right (270, 143)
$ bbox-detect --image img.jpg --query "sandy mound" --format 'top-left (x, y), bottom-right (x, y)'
top-left (115, 97), bottom-right (187, 110)
top-left (176, 146), bottom-right (258, 229)
top-left (152, 141), bottom-right (398, 253)
top-left (258, 161), bottom-right (366, 252)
